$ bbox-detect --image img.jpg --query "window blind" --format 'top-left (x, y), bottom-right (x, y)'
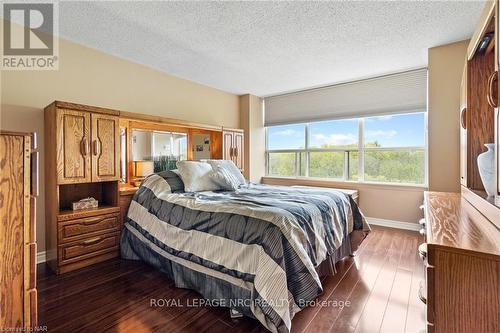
top-left (264, 68), bottom-right (427, 126)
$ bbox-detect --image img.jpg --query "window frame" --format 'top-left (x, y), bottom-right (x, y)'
top-left (265, 112), bottom-right (428, 187)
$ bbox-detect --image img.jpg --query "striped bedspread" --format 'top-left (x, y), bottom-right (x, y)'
top-left (120, 174), bottom-right (370, 333)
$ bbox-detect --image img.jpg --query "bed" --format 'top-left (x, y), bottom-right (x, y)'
top-left (120, 172), bottom-right (370, 333)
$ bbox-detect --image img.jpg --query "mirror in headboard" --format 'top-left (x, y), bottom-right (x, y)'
top-left (119, 119), bottom-right (225, 185)
top-left (191, 133), bottom-right (211, 160)
top-left (131, 129), bottom-right (187, 173)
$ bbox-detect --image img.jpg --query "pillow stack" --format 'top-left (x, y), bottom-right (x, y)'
top-left (207, 160), bottom-right (246, 191)
top-left (176, 160), bottom-right (246, 192)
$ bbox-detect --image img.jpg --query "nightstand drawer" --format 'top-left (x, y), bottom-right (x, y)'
top-left (59, 232), bottom-right (120, 265)
top-left (58, 213), bottom-right (120, 243)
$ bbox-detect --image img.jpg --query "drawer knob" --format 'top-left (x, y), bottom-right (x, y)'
top-left (418, 243), bottom-right (427, 261)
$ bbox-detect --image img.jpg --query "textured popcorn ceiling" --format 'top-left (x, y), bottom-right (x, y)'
top-left (59, 1), bottom-right (484, 96)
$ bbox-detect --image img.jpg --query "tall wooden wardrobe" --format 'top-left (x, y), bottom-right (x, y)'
top-left (44, 101), bottom-right (121, 274)
top-left (0, 131), bottom-right (38, 329)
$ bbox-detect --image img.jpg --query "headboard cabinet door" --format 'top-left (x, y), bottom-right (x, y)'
top-left (56, 109), bottom-right (92, 184)
top-left (91, 113), bottom-right (120, 182)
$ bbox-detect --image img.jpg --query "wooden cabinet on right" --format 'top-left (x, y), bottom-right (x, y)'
top-left (421, 192), bottom-right (500, 333)
top-left (222, 129), bottom-right (244, 172)
top-left (459, 0), bottom-right (500, 227)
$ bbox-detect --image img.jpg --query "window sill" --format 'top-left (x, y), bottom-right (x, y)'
top-left (261, 176), bottom-right (428, 192)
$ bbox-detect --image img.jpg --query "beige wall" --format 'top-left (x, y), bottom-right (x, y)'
top-left (0, 37), bottom-right (240, 253)
top-left (240, 94), bottom-right (266, 183)
top-left (428, 40), bottom-right (469, 192)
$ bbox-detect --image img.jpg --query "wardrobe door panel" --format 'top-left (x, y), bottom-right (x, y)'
top-left (223, 131), bottom-right (234, 161)
top-left (56, 109), bottom-right (91, 184)
top-left (0, 135), bottom-right (25, 328)
top-left (91, 114), bottom-right (120, 182)
top-left (233, 132), bottom-right (244, 171)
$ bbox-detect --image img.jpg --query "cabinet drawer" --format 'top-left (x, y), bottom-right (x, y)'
top-left (58, 213), bottom-right (120, 243)
top-left (59, 232), bottom-right (119, 265)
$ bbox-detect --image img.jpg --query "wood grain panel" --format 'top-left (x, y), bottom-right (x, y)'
top-left (423, 191), bottom-right (500, 333)
top-left (57, 206), bottom-right (121, 222)
top-left (91, 114), bottom-right (120, 182)
top-left (22, 134), bottom-right (32, 328)
top-left (44, 105), bottom-right (60, 273)
top-left (56, 109), bottom-right (91, 184)
top-left (424, 192), bottom-right (500, 256)
top-left (119, 193), bottom-right (135, 226)
top-left (0, 134), bottom-right (25, 328)
top-left (57, 251), bottom-right (120, 275)
top-left (433, 250), bottom-right (499, 333)
top-left (52, 101), bottom-right (120, 116)
top-left (58, 232), bottom-right (120, 265)
top-left (210, 131), bottom-right (223, 159)
top-left (121, 110), bottom-right (222, 131)
top-left (58, 213), bottom-right (120, 243)
top-left (466, 50), bottom-right (495, 190)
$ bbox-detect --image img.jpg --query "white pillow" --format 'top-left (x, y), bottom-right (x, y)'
top-left (176, 161), bottom-right (220, 192)
top-left (207, 160), bottom-right (246, 191)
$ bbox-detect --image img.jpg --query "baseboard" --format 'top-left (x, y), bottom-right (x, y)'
top-left (366, 217), bottom-right (420, 231)
top-left (37, 251), bottom-right (46, 264)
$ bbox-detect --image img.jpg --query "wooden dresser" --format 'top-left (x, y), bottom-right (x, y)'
top-left (0, 131), bottom-right (38, 329)
top-left (45, 101), bottom-right (121, 274)
top-left (420, 191), bottom-right (500, 333)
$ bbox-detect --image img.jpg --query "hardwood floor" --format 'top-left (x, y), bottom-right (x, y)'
top-left (37, 226), bottom-right (425, 333)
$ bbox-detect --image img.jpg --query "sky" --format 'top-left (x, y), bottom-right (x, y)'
top-left (267, 113), bottom-right (426, 150)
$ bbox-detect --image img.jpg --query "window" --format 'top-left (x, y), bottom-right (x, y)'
top-left (266, 112), bottom-right (426, 185)
top-left (363, 113), bottom-right (425, 184)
